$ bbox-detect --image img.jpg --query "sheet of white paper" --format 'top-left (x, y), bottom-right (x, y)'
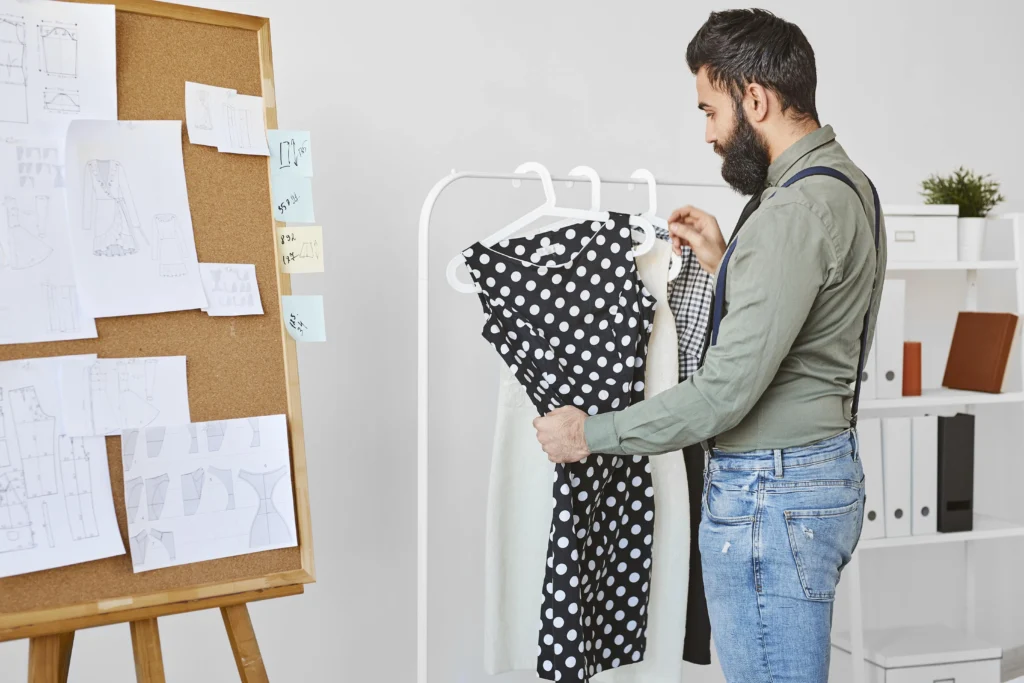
top-left (122, 414), bottom-right (295, 572)
top-left (198, 263), bottom-right (264, 316)
top-left (215, 94), bottom-right (269, 156)
top-left (64, 120), bottom-right (208, 318)
top-left (0, 135), bottom-right (98, 345)
top-left (0, 355), bottom-right (125, 579)
top-left (184, 81), bottom-right (236, 148)
top-left (268, 130), bottom-right (313, 178)
top-left (59, 356), bottom-right (191, 437)
top-left (0, 1), bottom-right (117, 345)
top-left (0, 1), bottom-right (117, 142)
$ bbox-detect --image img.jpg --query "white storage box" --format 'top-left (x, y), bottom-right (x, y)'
top-left (883, 205), bottom-right (959, 262)
top-left (830, 625), bottom-right (1001, 683)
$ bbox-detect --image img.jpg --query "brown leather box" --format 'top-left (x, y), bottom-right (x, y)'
top-left (942, 312), bottom-right (1019, 393)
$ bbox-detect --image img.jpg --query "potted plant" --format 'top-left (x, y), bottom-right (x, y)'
top-left (920, 167), bottom-right (1004, 261)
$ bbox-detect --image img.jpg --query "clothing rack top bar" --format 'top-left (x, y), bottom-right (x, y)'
top-left (437, 170), bottom-right (729, 188)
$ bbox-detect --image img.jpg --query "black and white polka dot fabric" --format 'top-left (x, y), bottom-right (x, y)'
top-left (462, 213), bottom-right (657, 682)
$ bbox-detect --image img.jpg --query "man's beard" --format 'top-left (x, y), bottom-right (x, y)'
top-left (715, 106), bottom-right (772, 196)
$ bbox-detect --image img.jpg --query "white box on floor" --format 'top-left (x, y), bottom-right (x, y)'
top-left (830, 625), bottom-right (1001, 683)
top-left (883, 205), bottom-right (959, 262)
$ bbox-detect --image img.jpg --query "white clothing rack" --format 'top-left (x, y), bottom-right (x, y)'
top-left (416, 168), bottom-right (727, 683)
top-left (418, 169), bottom-right (1024, 683)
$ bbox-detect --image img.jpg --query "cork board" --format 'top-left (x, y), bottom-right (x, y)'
top-left (0, 1), bottom-right (314, 638)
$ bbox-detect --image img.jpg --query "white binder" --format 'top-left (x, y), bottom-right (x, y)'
top-left (881, 417), bottom-right (912, 537)
top-left (875, 279), bottom-right (906, 399)
top-left (858, 418), bottom-right (886, 540)
top-left (911, 415), bottom-right (939, 535)
top-left (859, 331), bottom-right (878, 402)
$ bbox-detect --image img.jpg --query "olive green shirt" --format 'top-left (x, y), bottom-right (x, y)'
top-left (584, 125), bottom-right (887, 454)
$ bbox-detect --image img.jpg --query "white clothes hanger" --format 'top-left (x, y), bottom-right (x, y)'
top-left (446, 162), bottom-right (656, 293)
top-left (631, 168), bottom-right (682, 282)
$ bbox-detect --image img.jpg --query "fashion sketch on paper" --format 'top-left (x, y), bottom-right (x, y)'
top-left (0, 15), bottom-right (28, 125)
top-left (82, 160), bottom-right (145, 257)
top-left (2, 196), bottom-right (52, 270)
top-left (151, 213), bottom-right (188, 277)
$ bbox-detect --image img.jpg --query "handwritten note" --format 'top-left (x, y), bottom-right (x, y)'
top-left (269, 130), bottom-right (313, 178)
top-left (199, 263), bottom-right (264, 316)
top-left (276, 226), bottom-right (324, 274)
top-left (281, 295), bottom-right (326, 342)
top-left (272, 175), bottom-right (315, 223)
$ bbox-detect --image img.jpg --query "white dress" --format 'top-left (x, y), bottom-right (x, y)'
top-left (483, 238), bottom-right (691, 681)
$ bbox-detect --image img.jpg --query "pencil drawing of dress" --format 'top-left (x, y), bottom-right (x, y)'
top-left (83, 160), bottom-right (142, 257)
top-left (3, 197), bottom-right (52, 269)
top-left (152, 213), bottom-right (187, 277)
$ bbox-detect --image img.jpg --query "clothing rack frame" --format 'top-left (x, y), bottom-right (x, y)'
top-left (416, 168), bottom-right (726, 683)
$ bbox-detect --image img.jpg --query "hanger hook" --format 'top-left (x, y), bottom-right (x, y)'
top-left (567, 166), bottom-right (601, 211)
top-left (515, 162), bottom-right (556, 207)
top-left (630, 168), bottom-right (657, 217)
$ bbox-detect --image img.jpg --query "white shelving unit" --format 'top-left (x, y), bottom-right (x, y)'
top-left (843, 212), bottom-right (1024, 683)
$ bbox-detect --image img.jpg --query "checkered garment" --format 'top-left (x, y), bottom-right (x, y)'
top-left (653, 226), bottom-right (714, 381)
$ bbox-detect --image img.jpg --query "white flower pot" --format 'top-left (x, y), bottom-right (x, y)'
top-left (957, 218), bottom-right (987, 261)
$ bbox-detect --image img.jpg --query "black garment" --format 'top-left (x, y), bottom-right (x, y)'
top-left (680, 443), bottom-right (712, 665)
top-left (682, 191), bottom-right (763, 666)
top-left (463, 214), bottom-right (658, 682)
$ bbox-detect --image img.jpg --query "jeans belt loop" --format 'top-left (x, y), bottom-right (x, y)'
top-left (773, 448), bottom-right (784, 478)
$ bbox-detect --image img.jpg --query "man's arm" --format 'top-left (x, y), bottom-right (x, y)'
top-left (583, 201), bottom-right (835, 456)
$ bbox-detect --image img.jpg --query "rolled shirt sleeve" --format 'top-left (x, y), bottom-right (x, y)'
top-left (584, 202), bottom-right (835, 456)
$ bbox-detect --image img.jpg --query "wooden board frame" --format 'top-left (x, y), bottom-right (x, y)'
top-left (0, 0), bottom-right (314, 641)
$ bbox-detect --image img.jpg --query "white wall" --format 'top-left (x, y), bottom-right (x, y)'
top-left (3, 0), bottom-right (1024, 681)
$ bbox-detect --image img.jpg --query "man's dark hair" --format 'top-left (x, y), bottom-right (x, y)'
top-left (686, 9), bottom-right (819, 124)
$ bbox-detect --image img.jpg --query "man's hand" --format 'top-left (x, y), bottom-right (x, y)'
top-left (668, 205), bottom-right (727, 275)
top-left (533, 406), bottom-right (591, 464)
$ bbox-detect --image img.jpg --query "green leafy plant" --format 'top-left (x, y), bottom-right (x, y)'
top-left (920, 167), bottom-right (1005, 218)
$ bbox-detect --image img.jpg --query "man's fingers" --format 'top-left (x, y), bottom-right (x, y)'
top-left (668, 205), bottom-right (708, 225)
top-left (670, 221), bottom-right (704, 249)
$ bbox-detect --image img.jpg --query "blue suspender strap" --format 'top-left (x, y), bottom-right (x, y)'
top-left (708, 165), bottom-right (881, 427)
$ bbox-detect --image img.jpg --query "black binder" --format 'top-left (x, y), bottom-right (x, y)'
top-left (937, 413), bottom-right (975, 533)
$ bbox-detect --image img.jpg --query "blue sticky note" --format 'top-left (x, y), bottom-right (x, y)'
top-left (269, 130), bottom-right (314, 177)
top-left (282, 295), bottom-right (326, 342)
top-left (272, 175), bottom-right (315, 223)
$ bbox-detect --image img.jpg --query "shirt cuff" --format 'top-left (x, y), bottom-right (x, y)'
top-left (584, 413), bottom-right (625, 456)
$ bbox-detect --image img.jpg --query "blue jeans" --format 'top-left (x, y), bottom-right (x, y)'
top-left (700, 430), bottom-right (865, 683)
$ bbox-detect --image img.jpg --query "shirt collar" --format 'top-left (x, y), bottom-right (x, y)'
top-left (765, 124), bottom-right (837, 188)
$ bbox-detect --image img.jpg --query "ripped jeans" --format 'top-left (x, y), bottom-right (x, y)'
top-left (700, 429), bottom-right (865, 683)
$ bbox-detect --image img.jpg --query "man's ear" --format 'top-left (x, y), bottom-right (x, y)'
top-left (745, 82), bottom-right (770, 123)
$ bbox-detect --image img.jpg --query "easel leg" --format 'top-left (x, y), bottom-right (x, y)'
top-left (129, 619), bottom-right (166, 683)
top-left (27, 632), bottom-right (75, 683)
top-left (221, 604), bottom-right (269, 683)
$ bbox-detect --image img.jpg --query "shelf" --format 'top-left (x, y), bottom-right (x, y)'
top-left (859, 514), bottom-right (1024, 550)
top-left (887, 260), bottom-right (1019, 271)
top-left (860, 388), bottom-right (1024, 411)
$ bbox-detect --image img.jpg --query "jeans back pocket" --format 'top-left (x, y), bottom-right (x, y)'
top-left (784, 498), bottom-right (863, 601)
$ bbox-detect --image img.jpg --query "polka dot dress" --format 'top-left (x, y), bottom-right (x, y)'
top-left (462, 213), bottom-right (657, 682)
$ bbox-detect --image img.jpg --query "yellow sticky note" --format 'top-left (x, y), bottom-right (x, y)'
top-left (276, 225), bottom-right (324, 273)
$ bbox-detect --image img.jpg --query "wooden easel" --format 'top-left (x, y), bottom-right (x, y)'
top-left (22, 585), bottom-right (301, 683)
top-left (1, 3), bottom-right (315, 678)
